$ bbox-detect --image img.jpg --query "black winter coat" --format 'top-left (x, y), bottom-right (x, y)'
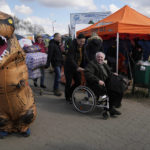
top-left (65, 39), bottom-right (89, 71)
top-left (86, 39), bottom-right (104, 61)
top-left (46, 39), bottom-right (63, 67)
top-left (85, 60), bottom-right (112, 84)
top-left (84, 60), bottom-right (112, 95)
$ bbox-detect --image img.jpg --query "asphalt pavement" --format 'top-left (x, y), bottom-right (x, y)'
top-left (1, 70), bottom-right (150, 150)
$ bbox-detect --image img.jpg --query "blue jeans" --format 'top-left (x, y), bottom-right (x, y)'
top-left (53, 66), bottom-right (61, 90)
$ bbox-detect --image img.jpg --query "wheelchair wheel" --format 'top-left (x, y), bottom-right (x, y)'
top-left (72, 86), bottom-right (96, 113)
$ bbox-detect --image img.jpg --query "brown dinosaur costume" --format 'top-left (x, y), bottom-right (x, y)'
top-left (0, 11), bottom-right (36, 134)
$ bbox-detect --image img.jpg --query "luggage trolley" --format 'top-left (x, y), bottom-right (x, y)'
top-left (72, 71), bottom-right (109, 119)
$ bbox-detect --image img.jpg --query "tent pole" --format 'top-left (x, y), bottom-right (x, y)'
top-left (116, 32), bottom-right (119, 73)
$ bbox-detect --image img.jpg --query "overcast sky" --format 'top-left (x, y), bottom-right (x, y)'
top-left (1, 0), bottom-right (150, 35)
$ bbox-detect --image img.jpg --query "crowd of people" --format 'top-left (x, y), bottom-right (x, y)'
top-left (26, 32), bottom-right (131, 118)
top-left (1, 31), bottom-right (146, 138)
top-left (23, 32), bottom-right (149, 119)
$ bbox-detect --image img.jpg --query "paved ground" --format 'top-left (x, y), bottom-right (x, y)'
top-left (1, 71), bottom-right (150, 150)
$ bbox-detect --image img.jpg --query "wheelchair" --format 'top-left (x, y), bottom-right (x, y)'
top-left (72, 71), bottom-right (110, 119)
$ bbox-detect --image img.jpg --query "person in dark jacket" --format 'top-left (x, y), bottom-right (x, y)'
top-left (130, 44), bottom-right (143, 64)
top-left (45, 33), bottom-right (63, 96)
top-left (64, 34), bottom-right (89, 103)
top-left (129, 39), bottom-right (143, 76)
top-left (106, 44), bottom-right (117, 72)
top-left (84, 52), bottom-right (123, 117)
top-left (86, 35), bottom-right (103, 61)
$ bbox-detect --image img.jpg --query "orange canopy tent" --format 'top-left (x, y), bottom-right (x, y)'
top-left (77, 5), bottom-right (150, 73)
top-left (77, 5), bottom-right (150, 36)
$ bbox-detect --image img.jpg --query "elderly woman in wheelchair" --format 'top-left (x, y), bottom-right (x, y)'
top-left (72, 52), bottom-right (123, 119)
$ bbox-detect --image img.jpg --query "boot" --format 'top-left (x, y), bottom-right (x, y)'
top-left (54, 89), bottom-right (62, 96)
top-left (109, 108), bottom-right (121, 117)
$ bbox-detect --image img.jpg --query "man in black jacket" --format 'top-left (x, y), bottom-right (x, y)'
top-left (64, 34), bottom-right (89, 103)
top-left (46, 33), bottom-right (63, 96)
top-left (84, 52), bottom-right (123, 117)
